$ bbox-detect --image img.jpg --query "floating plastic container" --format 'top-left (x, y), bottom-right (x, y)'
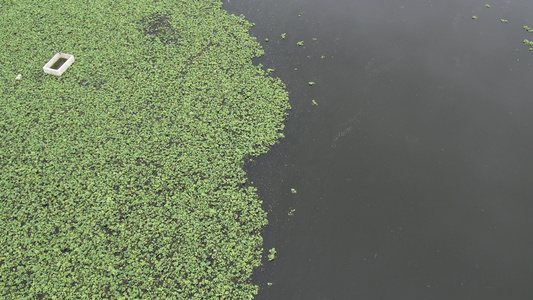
top-left (43, 53), bottom-right (75, 76)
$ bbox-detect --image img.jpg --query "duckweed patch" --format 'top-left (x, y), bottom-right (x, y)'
top-left (267, 248), bottom-right (277, 261)
top-left (0, 0), bottom-right (289, 299)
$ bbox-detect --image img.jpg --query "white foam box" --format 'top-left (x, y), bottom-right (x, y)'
top-left (43, 53), bottom-right (75, 76)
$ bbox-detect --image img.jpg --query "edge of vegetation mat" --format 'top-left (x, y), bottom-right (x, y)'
top-left (0, 0), bottom-right (290, 298)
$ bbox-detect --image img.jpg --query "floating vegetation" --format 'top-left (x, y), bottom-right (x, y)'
top-left (485, 4), bottom-right (491, 8)
top-left (281, 33), bottom-right (286, 39)
top-left (291, 188), bottom-right (298, 194)
top-left (472, 15), bottom-right (478, 19)
top-left (297, 41), bottom-right (304, 46)
top-left (268, 248), bottom-right (277, 261)
top-left (265, 38), bottom-right (269, 42)
top-left (500, 19), bottom-right (508, 23)
top-left (0, 0), bottom-right (290, 298)
top-left (288, 208), bottom-right (296, 216)
top-left (312, 100), bottom-right (318, 106)
top-left (309, 81), bottom-right (315, 86)
top-left (524, 25), bottom-right (533, 32)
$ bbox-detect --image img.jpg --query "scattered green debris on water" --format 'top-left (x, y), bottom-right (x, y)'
top-left (288, 208), bottom-right (296, 216)
top-left (485, 4), bottom-right (491, 8)
top-left (267, 68), bottom-right (275, 73)
top-left (267, 282), bottom-right (273, 287)
top-left (265, 38), bottom-right (269, 42)
top-left (321, 55), bottom-right (326, 59)
top-left (309, 81), bottom-right (316, 86)
top-left (0, 0), bottom-right (290, 299)
top-left (312, 37), bottom-right (318, 41)
top-left (281, 33), bottom-right (286, 39)
top-left (523, 39), bottom-right (533, 51)
top-left (524, 27), bottom-right (533, 51)
top-left (291, 188), bottom-right (298, 194)
top-left (312, 100), bottom-right (318, 106)
top-left (268, 248), bottom-right (277, 261)
top-left (500, 19), bottom-right (508, 23)
top-left (472, 15), bottom-right (478, 19)
top-left (297, 41), bottom-right (304, 46)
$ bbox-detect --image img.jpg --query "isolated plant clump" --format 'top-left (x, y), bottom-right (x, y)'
top-left (0, 0), bottom-right (289, 299)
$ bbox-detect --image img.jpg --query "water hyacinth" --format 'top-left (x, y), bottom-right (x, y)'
top-left (0, 0), bottom-right (290, 298)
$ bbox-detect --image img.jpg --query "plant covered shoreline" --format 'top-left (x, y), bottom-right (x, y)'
top-left (0, 0), bottom-right (289, 298)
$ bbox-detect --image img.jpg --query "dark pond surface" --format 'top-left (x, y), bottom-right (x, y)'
top-left (224, 0), bottom-right (533, 299)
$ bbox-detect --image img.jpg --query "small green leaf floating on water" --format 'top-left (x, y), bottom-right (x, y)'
top-left (308, 82), bottom-right (315, 86)
top-left (312, 100), bottom-right (318, 106)
top-left (485, 4), bottom-right (490, 8)
top-left (297, 41), bottom-right (304, 46)
top-left (265, 38), bottom-right (269, 42)
top-left (281, 32), bottom-right (286, 39)
top-left (523, 25), bottom-right (533, 32)
top-left (291, 188), bottom-right (297, 194)
top-left (472, 15), bottom-right (477, 19)
top-left (312, 37), bottom-right (318, 41)
top-left (267, 282), bottom-right (273, 287)
top-left (500, 19), bottom-right (508, 23)
top-left (268, 248), bottom-right (277, 261)
top-left (288, 208), bottom-right (296, 216)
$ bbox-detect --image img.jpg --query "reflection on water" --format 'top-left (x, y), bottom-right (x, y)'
top-left (225, 0), bottom-right (533, 299)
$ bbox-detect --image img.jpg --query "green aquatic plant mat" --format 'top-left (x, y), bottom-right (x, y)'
top-left (0, 0), bottom-right (289, 298)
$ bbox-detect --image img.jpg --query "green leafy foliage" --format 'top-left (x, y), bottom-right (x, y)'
top-left (297, 41), bottom-right (304, 46)
top-left (0, 0), bottom-right (290, 298)
top-left (267, 248), bottom-right (277, 261)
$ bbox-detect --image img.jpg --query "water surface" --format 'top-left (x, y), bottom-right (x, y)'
top-left (224, 0), bottom-right (533, 298)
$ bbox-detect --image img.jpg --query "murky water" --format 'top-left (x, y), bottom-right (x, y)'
top-left (224, 0), bottom-right (533, 298)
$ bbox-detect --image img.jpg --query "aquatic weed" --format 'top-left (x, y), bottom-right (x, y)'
top-left (268, 248), bottom-right (277, 261)
top-left (0, 0), bottom-right (290, 298)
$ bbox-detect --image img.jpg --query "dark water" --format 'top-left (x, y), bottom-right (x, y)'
top-left (224, 0), bottom-right (533, 299)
